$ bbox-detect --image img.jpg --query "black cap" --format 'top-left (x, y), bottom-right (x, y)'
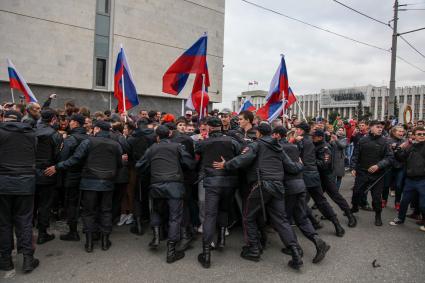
top-left (207, 117), bottom-right (223, 127)
top-left (295, 121), bottom-right (310, 133)
top-left (70, 114), bottom-right (86, 126)
top-left (94, 120), bottom-right (111, 131)
top-left (257, 123), bottom-right (272, 136)
top-left (4, 110), bottom-right (23, 122)
top-left (312, 129), bottom-right (325, 137)
top-left (369, 120), bottom-right (385, 127)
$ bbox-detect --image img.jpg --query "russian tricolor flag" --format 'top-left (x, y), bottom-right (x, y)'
top-left (114, 46), bottom-right (139, 113)
top-left (266, 56), bottom-right (289, 103)
top-left (238, 98), bottom-right (256, 114)
top-left (7, 59), bottom-right (37, 103)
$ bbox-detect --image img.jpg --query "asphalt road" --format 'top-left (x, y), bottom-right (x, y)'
top-left (2, 176), bottom-right (425, 282)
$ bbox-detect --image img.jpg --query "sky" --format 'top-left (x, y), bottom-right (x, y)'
top-left (217, 0), bottom-right (425, 108)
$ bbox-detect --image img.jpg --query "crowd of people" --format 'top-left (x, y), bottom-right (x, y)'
top-left (0, 95), bottom-right (424, 274)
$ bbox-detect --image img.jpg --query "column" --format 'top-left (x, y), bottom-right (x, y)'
top-left (374, 96), bottom-right (378, 120)
top-left (411, 94), bottom-right (416, 121)
top-left (420, 93), bottom-right (424, 120)
top-left (348, 107), bottom-right (352, 119)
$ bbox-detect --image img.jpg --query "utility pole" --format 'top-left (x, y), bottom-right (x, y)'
top-left (388, 0), bottom-right (398, 118)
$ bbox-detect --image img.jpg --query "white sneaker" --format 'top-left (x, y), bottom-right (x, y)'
top-left (389, 217), bottom-right (403, 226)
top-left (419, 226), bottom-right (425, 232)
top-left (125, 213), bottom-right (134, 225)
top-left (117, 214), bottom-right (129, 226)
top-left (197, 225), bottom-right (203, 234)
top-left (225, 228), bottom-right (230, 236)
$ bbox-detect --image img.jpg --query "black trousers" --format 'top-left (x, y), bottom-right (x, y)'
top-left (35, 184), bottom-right (56, 230)
top-left (352, 170), bottom-right (384, 212)
top-left (243, 187), bottom-right (297, 248)
top-left (321, 174), bottom-right (351, 213)
top-left (0, 195), bottom-right (34, 256)
top-left (150, 198), bottom-right (183, 242)
top-left (285, 192), bottom-right (317, 240)
top-left (65, 186), bottom-right (80, 226)
top-left (307, 185), bottom-right (337, 220)
top-left (81, 190), bottom-right (113, 234)
top-left (203, 186), bottom-right (234, 244)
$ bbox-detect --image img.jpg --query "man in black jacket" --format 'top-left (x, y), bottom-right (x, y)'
top-left (136, 125), bottom-right (196, 263)
top-left (272, 126), bottom-right (330, 264)
top-left (196, 117), bottom-right (241, 268)
top-left (45, 121), bottom-right (123, 252)
top-left (312, 130), bottom-right (357, 228)
top-left (295, 122), bottom-right (345, 237)
top-left (390, 126), bottom-right (425, 226)
top-left (59, 114), bottom-right (89, 241)
top-left (0, 111), bottom-right (39, 273)
top-left (127, 118), bottom-right (156, 235)
top-left (350, 120), bottom-right (393, 226)
top-left (34, 109), bottom-right (63, 244)
top-left (213, 123), bottom-right (304, 270)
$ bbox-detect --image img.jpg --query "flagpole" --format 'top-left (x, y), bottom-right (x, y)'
top-left (181, 99), bottom-right (184, 116)
top-left (10, 88), bottom-right (15, 103)
top-left (109, 92), bottom-right (112, 111)
top-left (121, 46), bottom-right (127, 122)
top-left (280, 54), bottom-right (285, 125)
top-left (199, 73), bottom-right (205, 120)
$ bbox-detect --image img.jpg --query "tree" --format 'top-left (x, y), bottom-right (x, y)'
top-left (328, 111), bottom-right (339, 124)
top-left (356, 100), bottom-right (364, 120)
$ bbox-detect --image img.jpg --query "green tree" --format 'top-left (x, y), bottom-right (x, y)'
top-left (356, 100), bottom-right (364, 120)
top-left (328, 111), bottom-right (338, 124)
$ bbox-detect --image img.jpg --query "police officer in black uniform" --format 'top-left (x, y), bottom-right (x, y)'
top-left (34, 109), bottom-right (63, 244)
top-left (312, 129), bottom-right (357, 228)
top-left (213, 123), bottom-right (304, 270)
top-left (350, 120), bottom-right (393, 226)
top-left (136, 125), bottom-right (196, 263)
top-left (127, 118), bottom-right (156, 235)
top-left (0, 111), bottom-right (39, 273)
top-left (272, 126), bottom-right (330, 264)
top-left (59, 114), bottom-right (89, 241)
top-left (295, 122), bottom-right (345, 237)
top-left (45, 121), bottom-right (123, 252)
top-left (196, 117), bottom-right (241, 268)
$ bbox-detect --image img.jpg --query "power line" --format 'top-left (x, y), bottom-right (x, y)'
top-left (240, 0), bottom-right (425, 73)
top-left (332, 0), bottom-right (390, 26)
top-left (399, 35), bottom-right (425, 59)
top-left (240, 0), bottom-right (390, 52)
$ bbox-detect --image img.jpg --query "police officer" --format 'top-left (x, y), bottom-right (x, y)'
top-left (312, 129), bottom-right (357, 228)
top-left (350, 120), bottom-right (393, 226)
top-left (213, 123), bottom-right (304, 270)
top-left (127, 118), bottom-right (156, 235)
top-left (34, 109), bottom-right (63, 244)
top-left (45, 120), bottom-right (123, 252)
top-left (295, 122), bottom-right (345, 237)
top-left (272, 126), bottom-right (330, 264)
top-left (0, 111), bottom-right (39, 273)
top-left (195, 117), bottom-right (241, 268)
top-left (59, 114), bottom-right (89, 241)
top-left (136, 125), bottom-right (195, 263)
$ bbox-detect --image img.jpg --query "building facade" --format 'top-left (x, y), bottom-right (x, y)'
top-left (293, 85), bottom-right (425, 122)
top-left (232, 90), bottom-right (267, 112)
top-left (0, 0), bottom-right (225, 114)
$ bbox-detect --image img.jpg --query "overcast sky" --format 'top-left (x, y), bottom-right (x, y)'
top-left (218, 0), bottom-right (425, 108)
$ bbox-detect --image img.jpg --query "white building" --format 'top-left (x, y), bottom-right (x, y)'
top-left (0, 0), bottom-right (225, 114)
top-left (232, 90), bottom-right (268, 112)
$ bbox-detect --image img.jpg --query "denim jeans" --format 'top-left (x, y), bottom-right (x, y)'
top-left (398, 178), bottom-right (425, 221)
top-left (345, 143), bottom-right (354, 167)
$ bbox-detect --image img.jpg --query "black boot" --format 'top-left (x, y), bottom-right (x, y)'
top-left (240, 245), bottom-right (261, 262)
top-left (60, 223), bottom-right (80, 241)
top-left (178, 227), bottom-right (193, 252)
top-left (281, 245), bottom-right (303, 257)
top-left (350, 205), bottom-right (359, 213)
top-left (85, 232), bottom-right (93, 253)
top-left (331, 218), bottom-right (345, 237)
top-left (22, 254), bottom-right (39, 273)
top-left (101, 233), bottom-right (111, 251)
top-left (217, 227), bottom-right (226, 250)
top-left (309, 215), bottom-right (323, 230)
top-left (37, 228), bottom-right (55, 244)
top-left (0, 254), bottom-right (14, 271)
top-left (311, 236), bottom-right (330, 264)
top-left (130, 217), bottom-right (144, 235)
top-left (197, 242), bottom-right (211, 268)
top-left (259, 228), bottom-right (268, 250)
top-left (166, 241), bottom-right (185, 263)
top-left (375, 211), bottom-right (383, 226)
top-left (287, 245), bottom-right (303, 270)
top-left (149, 227), bottom-right (160, 249)
top-left (346, 211), bottom-right (357, 228)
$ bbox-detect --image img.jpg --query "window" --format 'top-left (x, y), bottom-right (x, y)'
top-left (371, 97), bottom-right (375, 117)
top-left (377, 97), bottom-right (382, 119)
top-left (97, 0), bottom-right (109, 14)
top-left (407, 95), bottom-right (412, 105)
top-left (96, 58), bottom-right (107, 87)
top-left (399, 95), bottom-right (404, 104)
top-left (415, 95), bottom-right (420, 121)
